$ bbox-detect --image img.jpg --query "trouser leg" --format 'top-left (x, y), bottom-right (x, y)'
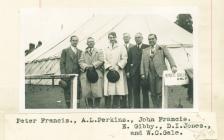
top-left (133, 90), bottom-right (140, 108)
top-left (150, 77), bottom-right (158, 108)
top-left (127, 78), bottom-right (133, 108)
top-left (63, 81), bottom-right (71, 108)
top-left (87, 98), bottom-right (93, 108)
top-left (94, 97), bottom-right (101, 108)
top-left (157, 94), bottom-right (162, 108)
top-left (112, 95), bottom-right (120, 108)
top-left (142, 87), bottom-right (149, 108)
top-left (133, 82), bottom-right (140, 108)
top-left (132, 76), bottom-right (140, 108)
top-left (120, 95), bottom-right (127, 108)
top-left (64, 90), bottom-right (71, 108)
top-left (105, 96), bottom-right (111, 108)
top-left (151, 93), bottom-right (162, 108)
top-left (76, 78), bottom-right (81, 108)
top-left (156, 76), bottom-right (162, 108)
top-left (128, 92), bottom-right (133, 108)
top-left (151, 94), bottom-right (158, 108)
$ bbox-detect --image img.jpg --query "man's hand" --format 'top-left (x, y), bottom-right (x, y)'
top-left (126, 72), bottom-right (130, 78)
top-left (171, 66), bottom-right (177, 73)
top-left (85, 65), bottom-right (94, 70)
top-left (114, 65), bottom-right (120, 71)
top-left (108, 66), bottom-right (115, 71)
top-left (141, 75), bottom-right (145, 79)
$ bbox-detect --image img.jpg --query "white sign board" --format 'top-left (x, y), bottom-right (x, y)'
top-left (163, 70), bottom-right (189, 86)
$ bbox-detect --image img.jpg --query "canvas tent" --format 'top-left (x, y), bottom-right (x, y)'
top-left (25, 14), bottom-right (193, 85)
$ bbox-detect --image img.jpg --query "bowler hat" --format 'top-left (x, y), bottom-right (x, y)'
top-left (86, 67), bottom-right (98, 83)
top-left (107, 70), bottom-right (120, 83)
top-left (59, 79), bottom-right (68, 88)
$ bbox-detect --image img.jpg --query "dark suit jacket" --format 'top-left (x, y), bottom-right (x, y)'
top-left (124, 43), bottom-right (134, 73)
top-left (124, 43), bottom-right (134, 52)
top-left (60, 47), bottom-right (82, 74)
top-left (140, 45), bottom-right (176, 78)
top-left (127, 43), bottom-right (149, 77)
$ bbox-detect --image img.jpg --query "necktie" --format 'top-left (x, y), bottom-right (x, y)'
top-left (89, 48), bottom-right (92, 55)
top-left (72, 47), bottom-right (76, 54)
top-left (137, 45), bottom-right (141, 51)
top-left (150, 47), bottom-right (155, 58)
top-left (125, 44), bottom-right (128, 50)
top-left (138, 44), bottom-right (142, 50)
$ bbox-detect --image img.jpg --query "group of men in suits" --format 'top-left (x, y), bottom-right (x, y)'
top-left (60, 32), bottom-right (177, 108)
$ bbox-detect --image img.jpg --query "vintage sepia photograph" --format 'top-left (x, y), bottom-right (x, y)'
top-left (23, 8), bottom-right (195, 110)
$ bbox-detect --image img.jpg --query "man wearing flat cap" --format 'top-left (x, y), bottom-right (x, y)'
top-left (79, 37), bottom-right (104, 108)
top-left (60, 35), bottom-right (82, 108)
top-left (104, 32), bottom-right (128, 108)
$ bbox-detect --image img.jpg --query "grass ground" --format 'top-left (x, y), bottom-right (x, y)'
top-left (25, 85), bottom-right (193, 109)
top-left (25, 85), bottom-right (67, 108)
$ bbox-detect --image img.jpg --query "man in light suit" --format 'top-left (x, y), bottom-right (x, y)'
top-left (140, 34), bottom-right (177, 108)
top-left (60, 35), bottom-right (82, 108)
top-left (127, 32), bottom-right (149, 108)
top-left (79, 37), bottom-right (104, 108)
top-left (104, 32), bottom-right (128, 108)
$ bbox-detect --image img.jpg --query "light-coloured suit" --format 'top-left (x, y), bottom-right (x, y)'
top-left (104, 43), bottom-right (128, 96)
top-left (140, 45), bottom-right (176, 108)
top-left (104, 43), bottom-right (128, 108)
top-left (141, 45), bottom-right (176, 78)
top-left (79, 48), bottom-right (104, 98)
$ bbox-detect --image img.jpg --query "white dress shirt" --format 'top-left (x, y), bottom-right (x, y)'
top-left (137, 43), bottom-right (142, 49)
top-left (70, 46), bottom-right (77, 54)
top-left (150, 44), bottom-right (157, 56)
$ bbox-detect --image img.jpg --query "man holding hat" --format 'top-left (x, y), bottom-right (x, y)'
top-left (79, 37), bottom-right (104, 108)
top-left (60, 35), bottom-right (82, 108)
top-left (104, 32), bottom-right (128, 108)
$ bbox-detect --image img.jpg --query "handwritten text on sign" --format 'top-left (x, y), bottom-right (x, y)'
top-left (163, 70), bottom-right (189, 86)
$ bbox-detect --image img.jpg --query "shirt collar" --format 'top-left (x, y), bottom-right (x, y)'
top-left (108, 43), bottom-right (118, 49)
top-left (124, 43), bottom-right (129, 47)
top-left (137, 43), bottom-right (142, 48)
top-left (152, 44), bottom-right (157, 49)
top-left (70, 46), bottom-right (77, 53)
top-left (85, 47), bottom-right (94, 52)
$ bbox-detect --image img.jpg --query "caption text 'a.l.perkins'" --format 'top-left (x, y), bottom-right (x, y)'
top-left (16, 116), bottom-right (211, 136)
